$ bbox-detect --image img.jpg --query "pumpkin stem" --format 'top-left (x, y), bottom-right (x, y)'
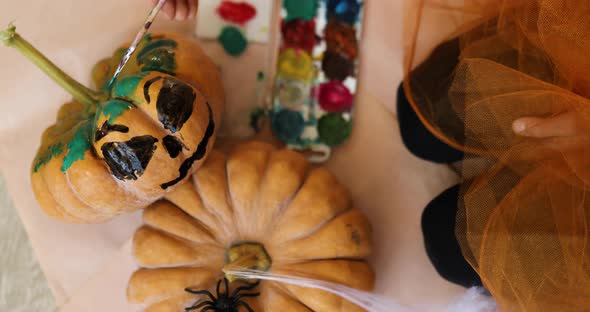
top-left (223, 242), bottom-right (272, 283)
top-left (0, 24), bottom-right (99, 107)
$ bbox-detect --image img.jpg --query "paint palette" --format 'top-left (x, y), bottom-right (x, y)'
top-left (270, 0), bottom-right (364, 162)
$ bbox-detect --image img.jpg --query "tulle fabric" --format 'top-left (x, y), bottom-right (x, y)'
top-left (404, 0), bottom-right (590, 310)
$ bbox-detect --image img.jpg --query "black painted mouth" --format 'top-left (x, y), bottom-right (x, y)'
top-left (160, 101), bottom-right (215, 190)
top-left (102, 135), bottom-right (159, 181)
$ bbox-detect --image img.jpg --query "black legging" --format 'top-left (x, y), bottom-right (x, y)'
top-left (397, 83), bottom-right (483, 288)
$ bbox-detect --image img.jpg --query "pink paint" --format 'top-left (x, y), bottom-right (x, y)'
top-left (318, 81), bottom-right (354, 112)
top-left (216, 1), bottom-right (258, 26)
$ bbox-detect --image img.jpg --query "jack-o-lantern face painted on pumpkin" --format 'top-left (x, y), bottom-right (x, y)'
top-left (0, 26), bottom-right (224, 223)
top-left (93, 72), bottom-right (216, 196)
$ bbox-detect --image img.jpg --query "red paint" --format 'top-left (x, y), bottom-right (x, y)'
top-left (318, 81), bottom-right (354, 112)
top-left (216, 1), bottom-right (258, 26)
top-left (282, 19), bottom-right (317, 53)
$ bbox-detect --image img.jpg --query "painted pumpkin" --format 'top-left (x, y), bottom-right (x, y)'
top-left (128, 141), bottom-right (374, 311)
top-left (1, 26), bottom-right (224, 223)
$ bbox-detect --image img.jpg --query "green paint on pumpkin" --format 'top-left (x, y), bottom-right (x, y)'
top-left (218, 26), bottom-right (248, 56)
top-left (61, 121), bottom-right (93, 171)
top-left (283, 0), bottom-right (318, 21)
top-left (137, 39), bottom-right (178, 75)
top-left (102, 99), bottom-right (133, 123)
top-left (137, 39), bottom-right (177, 60)
top-left (317, 113), bottom-right (352, 146)
top-left (112, 73), bottom-right (148, 100)
top-left (33, 142), bottom-right (64, 173)
top-left (138, 49), bottom-right (177, 74)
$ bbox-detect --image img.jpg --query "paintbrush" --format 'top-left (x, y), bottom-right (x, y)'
top-left (106, 0), bottom-right (168, 89)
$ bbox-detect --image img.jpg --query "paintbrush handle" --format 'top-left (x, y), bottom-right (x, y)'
top-left (107, 0), bottom-right (167, 88)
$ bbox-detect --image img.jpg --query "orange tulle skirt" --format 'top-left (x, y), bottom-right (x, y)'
top-left (404, 0), bottom-right (590, 310)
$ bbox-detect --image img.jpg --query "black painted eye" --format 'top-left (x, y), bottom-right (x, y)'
top-left (162, 135), bottom-right (184, 158)
top-left (95, 121), bottom-right (129, 141)
top-left (156, 78), bottom-right (195, 133)
top-left (101, 135), bottom-right (158, 181)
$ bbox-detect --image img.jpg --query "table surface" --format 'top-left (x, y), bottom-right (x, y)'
top-left (0, 0), bottom-right (475, 310)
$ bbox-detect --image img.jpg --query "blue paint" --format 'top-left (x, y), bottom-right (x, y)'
top-left (327, 0), bottom-right (362, 24)
top-left (271, 109), bottom-right (305, 143)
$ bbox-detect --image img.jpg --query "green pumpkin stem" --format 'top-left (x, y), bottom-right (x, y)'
top-left (0, 24), bottom-right (99, 107)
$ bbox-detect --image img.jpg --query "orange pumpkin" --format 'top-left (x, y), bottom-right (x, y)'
top-left (1, 25), bottom-right (224, 222)
top-left (128, 141), bottom-right (374, 311)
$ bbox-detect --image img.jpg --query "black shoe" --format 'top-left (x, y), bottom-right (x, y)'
top-left (397, 83), bottom-right (465, 164)
top-left (421, 184), bottom-right (483, 288)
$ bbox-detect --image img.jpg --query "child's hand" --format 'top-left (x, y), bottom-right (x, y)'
top-left (150, 0), bottom-right (199, 21)
top-left (512, 112), bottom-right (590, 138)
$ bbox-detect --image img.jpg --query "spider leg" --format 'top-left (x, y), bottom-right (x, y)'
top-left (185, 300), bottom-right (215, 311)
top-left (231, 281), bottom-right (261, 297)
top-left (232, 292), bottom-right (260, 303)
top-left (200, 307), bottom-right (216, 312)
top-left (236, 300), bottom-right (255, 312)
top-left (184, 289), bottom-right (217, 302)
top-left (217, 279), bottom-right (223, 297)
top-left (224, 277), bottom-right (230, 295)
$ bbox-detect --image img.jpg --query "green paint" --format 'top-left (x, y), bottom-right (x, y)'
top-left (138, 34), bottom-right (152, 50)
top-left (218, 26), bottom-right (248, 56)
top-left (101, 99), bottom-right (133, 123)
top-left (137, 39), bottom-right (178, 75)
top-left (257, 71), bottom-right (265, 81)
top-left (318, 113), bottom-right (352, 146)
top-left (283, 0), bottom-right (318, 21)
top-left (137, 39), bottom-right (177, 61)
top-left (100, 35), bottom-right (155, 91)
top-left (33, 142), bottom-right (64, 173)
top-left (138, 48), bottom-right (177, 74)
top-left (61, 121), bottom-right (93, 171)
top-left (112, 73), bottom-right (148, 100)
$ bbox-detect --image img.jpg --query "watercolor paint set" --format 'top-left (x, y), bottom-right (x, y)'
top-left (194, 0), bottom-right (364, 160)
top-left (270, 0), bottom-right (364, 162)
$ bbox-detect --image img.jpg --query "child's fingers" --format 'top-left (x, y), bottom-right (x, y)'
top-left (512, 112), bottom-right (585, 138)
top-left (188, 0), bottom-right (199, 19)
top-left (150, 0), bottom-right (197, 21)
top-left (160, 1), bottom-right (177, 20)
top-left (174, 0), bottom-right (189, 21)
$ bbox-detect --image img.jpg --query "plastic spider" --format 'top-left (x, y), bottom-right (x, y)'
top-left (185, 278), bottom-right (260, 312)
